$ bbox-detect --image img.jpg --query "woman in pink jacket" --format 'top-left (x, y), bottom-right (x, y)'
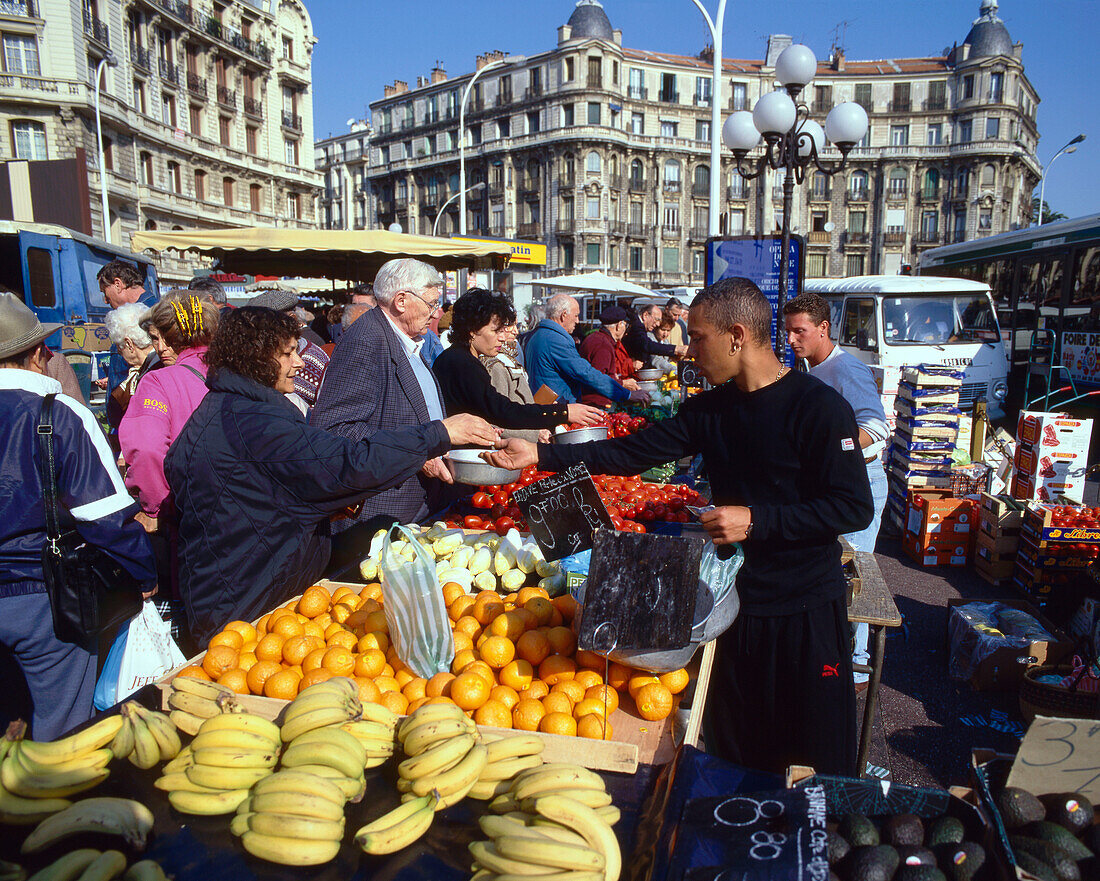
top-left (120, 294), bottom-right (218, 649)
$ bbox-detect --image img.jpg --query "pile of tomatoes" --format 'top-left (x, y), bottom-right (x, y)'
top-left (1041, 505), bottom-right (1100, 531)
top-left (562, 413), bottom-right (649, 438)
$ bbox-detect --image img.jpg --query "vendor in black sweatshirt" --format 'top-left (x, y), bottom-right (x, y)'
top-left (485, 277), bottom-right (873, 775)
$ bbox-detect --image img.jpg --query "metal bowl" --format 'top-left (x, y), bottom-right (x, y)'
top-left (636, 380), bottom-right (660, 393)
top-left (445, 449), bottom-right (520, 486)
top-left (635, 368), bottom-right (662, 381)
top-left (553, 426), bottom-right (609, 445)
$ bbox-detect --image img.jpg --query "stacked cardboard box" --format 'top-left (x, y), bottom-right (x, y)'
top-left (903, 488), bottom-right (975, 567)
top-left (885, 366), bottom-right (964, 530)
top-left (1010, 412), bottom-right (1093, 503)
top-left (1013, 502), bottom-right (1100, 603)
top-left (974, 493), bottom-right (1025, 585)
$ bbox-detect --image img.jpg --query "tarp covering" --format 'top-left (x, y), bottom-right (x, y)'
top-left (129, 228), bottom-right (512, 279)
top-left (534, 271), bottom-right (657, 297)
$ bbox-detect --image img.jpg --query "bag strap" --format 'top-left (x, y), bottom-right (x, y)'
top-left (180, 364), bottom-right (206, 383)
top-left (36, 393), bottom-right (64, 558)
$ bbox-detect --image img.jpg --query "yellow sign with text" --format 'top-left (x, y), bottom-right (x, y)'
top-left (456, 237), bottom-right (546, 266)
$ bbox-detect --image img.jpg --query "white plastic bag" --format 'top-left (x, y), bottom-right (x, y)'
top-left (116, 601), bottom-right (186, 701)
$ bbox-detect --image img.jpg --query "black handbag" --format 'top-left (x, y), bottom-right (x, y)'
top-left (36, 393), bottom-right (142, 643)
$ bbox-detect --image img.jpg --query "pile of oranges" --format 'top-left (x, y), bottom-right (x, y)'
top-left (175, 580), bottom-right (689, 741)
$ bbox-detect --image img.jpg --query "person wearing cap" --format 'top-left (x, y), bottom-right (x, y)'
top-left (0, 293), bottom-right (156, 739)
top-left (623, 302), bottom-right (687, 369)
top-left (248, 288), bottom-right (329, 408)
top-left (578, 305), bottom-right (639, 407)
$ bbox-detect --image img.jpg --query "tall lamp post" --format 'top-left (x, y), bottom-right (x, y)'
top-left (689, 0), bottom-right (727, 236)
top-left (93, 50), bottom-right (119, 243)
top-left (459, 54), bottom-right (525, 236)
top-left (434, 181), bottom-right (485, 236)
top-left (721, 43), bottom-right (867, 360)
top-left (1036, 133), bottom-right (1085, 225)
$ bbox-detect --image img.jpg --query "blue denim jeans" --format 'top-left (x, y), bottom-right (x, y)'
top-left (845, 460), bottom-right (888, 683)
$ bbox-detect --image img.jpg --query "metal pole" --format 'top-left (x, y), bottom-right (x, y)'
top-left (459, 60), bottom-right (503, 236)
top-left (777, 156), bottom-right (794, 363)
top-left (93, 57), bottom-right (111, 243)
top-left (690, 0), bottom-right (727, 237)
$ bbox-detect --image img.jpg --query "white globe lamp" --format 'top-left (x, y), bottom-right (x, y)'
top-left (722, 111), bottom-right (761, 154)
top-left (753, 90), bottom-right (797, 138)
top-left (797, 119), bottom-right (826, 158)
top-left (775, 44), bottom-right (817, 91)
top-left (825, 102), bottom-right (869, 151)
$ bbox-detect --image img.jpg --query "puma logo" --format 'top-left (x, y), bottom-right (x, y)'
top-left (822, 663), bottom-right (839, 678)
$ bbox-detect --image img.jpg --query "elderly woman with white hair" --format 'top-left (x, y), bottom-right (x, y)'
top-left (103, 301), bottom-right (159, 439)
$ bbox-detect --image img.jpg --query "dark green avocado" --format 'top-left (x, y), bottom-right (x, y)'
top-left (997, 787), bottom-right (1047, 830)
top-left (1011, 836), bottom-right (1082, 881)
top-left (1024, 822), bottom-right (1094, 861)
top-left (934, 841), bottom-right (986, 881)
top-left (844, 845), bottom-right (901, 881)
top-left (896, 846), bottom-right (937, 867)
top-left (896, 867), bottom-right (947, 881)
top-left (925, 816), bottom-right (966, 848)
top-left (828, 830), bottom-right (851, 866)
top-left (884, 815), bottom-right (926, 848)
top-left (839, 814), bottom-right (881, 847)
top-left (1039, 793), bottom-right (1095, 838)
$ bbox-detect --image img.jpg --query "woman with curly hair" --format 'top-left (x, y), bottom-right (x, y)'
top-left (164, 307), bottom-right (497, 642)
top-left (431, 289), bottom-right (603, 437)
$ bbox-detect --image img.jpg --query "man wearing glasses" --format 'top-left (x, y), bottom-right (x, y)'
top-left (313, 258), bottom-right (494, 531)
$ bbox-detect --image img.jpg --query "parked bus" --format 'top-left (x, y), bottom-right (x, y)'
top-left (918, 214), bottom-right (1100, 391)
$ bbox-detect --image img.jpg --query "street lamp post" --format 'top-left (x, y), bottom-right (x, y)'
top-left (93, 51), bottom-right (119, 244)
top-left (434, 181), bottom-right (486, 236)
top-left (1037, 133), bottom-right (1085, 226)
top-left (722, 44), bottom-right (867, 360)
top-left (689, 0), bottom-right (727, 236)
top-left (459, 54), bottom-right (525, 236)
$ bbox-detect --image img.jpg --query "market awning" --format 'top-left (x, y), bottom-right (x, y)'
top-left (533, 271), bottom-right (656, 297)
top-left (129, 228), bottom-right (512, 280)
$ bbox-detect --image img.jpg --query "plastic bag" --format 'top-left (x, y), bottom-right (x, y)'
top-left (379, 524), bottom-right (455, 679)
top-left (115, 602), bottom-right (185, 703)
top-left (92, 622), bottom-right (129, 711)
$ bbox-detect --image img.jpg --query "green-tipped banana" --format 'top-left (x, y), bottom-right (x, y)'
top-left (107, 720), bottom-right (134, 763)
top-left (2, 747), bottom-right (109, 800)
top-left (125, 714), bottom-right (160, 771)
top-left (355, 795), bottom-right (436, 855)
top-left (167, 788), bottom-right (250, 816)
top-left (0, 859), bottom-right (23, 881)
top-left (20, 798), bottom-right (154, 855)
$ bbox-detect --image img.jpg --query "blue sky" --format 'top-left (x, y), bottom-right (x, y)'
top-left (308, 0), bottom-right (1097, 220)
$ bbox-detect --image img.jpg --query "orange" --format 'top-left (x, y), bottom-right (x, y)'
top-left (517, 586), bottom-right (550, 604)
top-left (513, 698), bottom-right (546, 731)
top-left (344, 609), bottom-right (373, 632)
top-left (287, 664), bottom-right (303, 677)
top-left (237, 652), bottom-right (258, 673)
top-left (378, 690), bottom-right (409, 715)
top-left (297, 586), bottom-right (331, 618)
top-left (312, 613), bottom-right (333, 632)
top-left (245, 660), bottom-right (283, 695)
top-left (282, 634), bottom-right (322, 666)
top-left (659, 668), bottom-right (691, 695)
top-left (574, 650), bottom-right (606, 671)
top-left (451, 672), bottom-right (490, 711)
top-left (539, 712), bottom-right (577, 736)
top-left (552, 594), bottom-right (578, 623)
top-left (523, 596), bottom-right (554, 626)
top-left (330, 585), bottom-right (355, 603)
top-left (489, 611), bottom-right (527, 641)
top-left (406, 696), bottom-right (430, 714)
top-left (454, 616), bottom-right (483, 640)
top-left (358, 598), bottom-right (381, 615)
top-left (452, 648), bottom-right (478, 674)
top-left (270, 615), bottom-right (304, 638)
top-left (452, 630), bottom-right (475, 653)
top-left (321, 646), bottom-right (355, 676)
top-left (551, 680), bottom-right (586, 703)
top-left (380, 664), bottom-right (395, 678)
top-left (574, 669), bottom-right (604, 690)
top-left (480, 635), bottom-right (516, 669)
top-left (512, 608), bottom-right (539, 632)
top-left (402, 677), bottom-right (428, 702)
top-left (208, 629), bottom-right (244, 651)
top-left (176, 665), bottom-right (211, 681)
top-left (394, 669), bottom-right (415, 688)
top-left (326, 630), bottom-right (358, 652)
top-left (542, 692), bottom-right (573, 716)
top-left (489, 684), bottom-right (520, 710)
top-left (499, 659), bottom-right (535, 691)
top-left (302, 622), bottom-right (326, 641)
top-left (472, 594), bottom-right (505, 626)
top-left (202, 644), bottom-right (239, 679)
top-left (606, 662), bottom-right (633, 691)
top-left (299, 668), bottom-right (335, 690)
top-left (448, 594), bottom-right (476, 622)
top-left (330, 603), bottom-right (354, 624)
top-left (474, 699), bottom-right (512, 728)
top-left (516, 630), bottom-right (551, 667)
top-left (215, 668), bottom-right (249, 694)
top-left (364, 610), bottom-right (388, 633)
top-left (502, 592), bottom-right (520, 606)
top-left (538, 654), bottom-right (576, 686)
top-left (546, 626), bottom-right (576, 657)
top-left (302, 647), bottom-right (328, 674)
top-left (267, 606), bottom-right (296, 624)
top-left (577, 714), bottom-right (613, 740)
top-left (255, 613), bottom-right (272, 635)
top-left (633, 682), bottom-right (674, 721)
top-left (441, 582), bottom-right (465, 606)
top-left (585, 684), bottom-right (619, 714)
top-left (360, 582), bottom-right (383, 601)
top-left (627, 674), bottom-right (661, 700)
top-left (519, 680), bottom-right (550, 701)
top-left (357, 632), bottom-right (389, 654)
top-left (374, 675), bottom-right (401, 694)
top-left (461, 660), bottom-right (496, 687)
top-left (426, 672), bottom-right (456, 698)
top-left (574, 697), bottom-right (610, 719)
top-left (323, 622), bottom-right (347, 641)
top-left (423, 696), bottom-right (456, 707)
top-left (263, 669), bottom-right (301, 700)
top-left (353, 676), bottom-right (382, 704)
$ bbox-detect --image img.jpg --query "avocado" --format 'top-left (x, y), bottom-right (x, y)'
top-left (896, 846), bottom-right (937, 867)
top-left (1039, 793), bottom-right (1095, 838)
top-left (1024, 822), bottom-right (1094, 861)
top-left (926, 817), bottom-right (967, 848)
top-left (934, 842), bottom-right (986, 881)
top-left (828, 830), bottom-right (851, 866)
top-left (997, 787), bottom-right (1046, 830)
top-left (1016, 851), bottom-right (1062, 881)
top-left (840, 814), bottom-right (881, 847)
top-left (844, 845), bottom-right (900, 881)
top-left (885, 815), bottom-right (926, 848)
top-left (1011, 836), bottom-right (1083, 881)
top-left (896, 867), bottom-right (946, 881)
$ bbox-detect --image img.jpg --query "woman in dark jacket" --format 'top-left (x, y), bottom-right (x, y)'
top-left (432, 289), bottom-right (603, 432)
top-left (165, 307), bottom-right (496, 643)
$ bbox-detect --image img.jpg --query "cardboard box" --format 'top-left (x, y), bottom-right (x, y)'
top-left (1016, 411), bottom-right (1093, 457)
top-left (979, 493), bottom-right (1025, 533)
top-left (905, 531), bottom-right (972, 567)
top-left (979, 517), bottom-right (1021, 547)
top-left (906, 490), bottom-right (975, 537)
top-left (1022, 503), bottom-right (1100, 544)
top-left (975, 531), bottom-right (1018, 562)
top-left (974, 556), bottom-right (1016, 585)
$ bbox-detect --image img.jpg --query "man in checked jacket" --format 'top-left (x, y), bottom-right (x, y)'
top-left (312, 258), bottom-right (458, 532)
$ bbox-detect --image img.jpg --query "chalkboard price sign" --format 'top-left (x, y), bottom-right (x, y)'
top-left (510, 464), bottom-right (614, 561)
top-left (578, 528), bottom-right (703, 652)
top-left (678, 358), bottom-right (707, 389)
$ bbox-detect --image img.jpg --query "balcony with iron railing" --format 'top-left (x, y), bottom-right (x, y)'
top-left (807, 230), bottom-right (832, 244)
top-left (518, 179), bottom-right (541, 199)
top-left (846, 188), bottom-right (869, 202)
top-left (923, 97), bottom-right (947, 111)
top-left (555, 219), bottom-right (575, 234)
top-left (855, 98), bottom-right (873, 113)
top-left (216, 85), bottom-right (235, 108)
top-left (661, 224), bottom-right (681, 238)
top-left (663, 180), bottom-right (681, 194)
top-left (0, 0), bottom-right (36, 16)
top-left (517, 222), bottom-right (541, 239)
top-left (186, 72), bottom-right (206, 98)
top-left (194, 7), bottom-right (271, 64)
top-left (394, 195), bottom-right (408, 209)
top-left (727, 183), bottom-right (749, 200)
top-left (523, 86), bottom-right (542, 101)
top-left (130, 43), bottom-right (151, 72)
top-left (692, 94), bottom-right (711, 108)
top-left (627, 85), bottom-right (648, 100)
top-left (883, 230), bottom-right (907, 244)
top-left (488, 180), bottom-right (505, 197)
top-left (811, 101), bottom-right (832, 114)
top-left (609, 221), bottom-right (625, 236)
top-left (158, 58), bottom-right (180, 86)
top-left (83, 11), bottom-right (109, 44)
top-left (920, 187), bottom-right (939, 203)
top-left (558, 173), bottom-right (575, 189)
top-left (243, 95), bottom-right (262, 118)
top-left (608, 174), bottom-right (622, 191)
top-left (886, 184), bottom-right (908, 201)
top-left (727, 97), bottom-right (749, 112)
top-left (691, 181), bottom-right (710, 197)
top-left (154, 0), bottom-right (193, 26)
top-left (916, 231), bottom-right (941, 244)
top-left (627, 223), bottom-right (647, 238)
top-left (809, 187), bottom-right (830, 202)
top-left (845, 231), bottom-right (869, 245)
top-left (658, 90), bottom-right (679, 104)
top-left (281, 111), bottom-right (302, 131)
top-left (887, 100), bottom-right (911, 113)
top-left (628, 176), bottom-right (645, 193)
top-left (688, 226), bottom-right (708, 241)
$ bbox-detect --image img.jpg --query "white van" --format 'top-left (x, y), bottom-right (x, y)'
top-left (802, 275), bottom-right (1010, 418)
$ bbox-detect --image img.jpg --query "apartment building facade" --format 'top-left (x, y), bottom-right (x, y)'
top-left (0, 0), bottom-right (321, 282)
top-left (315, 120), bottom-right (369, 230)
top-left (357, 0), bottom-right (1039, 285)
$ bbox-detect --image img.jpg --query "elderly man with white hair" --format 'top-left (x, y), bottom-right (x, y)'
top-left (525, 293), bottom-right (648, 406)
top-left (312, 258), bottom-right (497, 530)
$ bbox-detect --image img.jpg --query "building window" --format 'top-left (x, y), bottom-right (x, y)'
top-left (978, 207), bottom-right (992, 230)
top-left (219, 116), bottom-right (231, 147)
top-left (497, 117), bottom-right (509, 138)
top-left (659, 73), bottom-right (677, 103)
top-left (662, 204), bottom-right (679, 228)
top-left (161, 93), bottom-right (176, 128)
top-left (854, 82), bottom-right (872, 112)
top-left (189, 105), bottom-right (202, 135)
top-left (628, 67), bottom-right (644, 99)
top-left (470, 125), bottom-right (482, 146)
top-left (958, 119), bottom-right (972, 143)
top-left (962, 75), bottom-right (974, 100)
top-left (194, 169), bottom-right (205, 201)
top-left (888, 168), bottom-right (907, 197)
top-left (927, 123), bottom-right (942, 146)
top-left (846, 254), bottom-right (865, 275)
top-left (981, 164), bottom-right (995, 188)
top-left (629, 200), bottom-right (643, 225)
top-left (562, 242), bottom-right (574, 268)
top-left (807, 253), bottom-right (827, 277)
top-left (692, 250), bottom-right (704, 275)
top-left (249, 183), bottom-right (261, 212)
top-left (728, 174), bottom-right (746, 199)
top-left (629, 246), bottom-right (643, 271)
top-left (663, 159), bottom-right (681, 190)
top-left (693, 164), bottom-right (709, 195)
top-left (288, 192), bottom-right (300, 219)
top-left (922, 169), bottom-right (940, 199)
top-left (586, 242), bottom-right (600, 265)
top-left (223, 176), bottom-right (234, 206)
top-left (167, 160), bottom-right (181, 193)
top-left (727, 209), bottom-right (745, 234)
top-left (630, 112), bottom-right (643, 134)
top-left (587, 56), bottom-right (600, 88)
top-left (849, 170), bottom-right (869, 197)
top-left (848, 210), bottom-right (866, 233)
top-left (694, 76), bottom-right (711, 106)
top-left (730, 82), bottom-right (747, 111)
top-left (985, 117), bottom-right (1000, 140)
top-left (586, 196), bottom-right (600, 218)
top-left (586, 151), bottom-right (600, 174)
top-left (285, 138), bottom-right (298, 166)
top-left (245, 125), bottom-right (257, 154)
top-left (891, 82), bottom-right (910, 112)
top-left (928, 80), bottom-right (946, 109)
top-left (3, 33), bottom-right (40, 75)
top-left (921, 211), bottom-right (938, 239)
top-left (695, 119), bottom-right (710, 142)
top-left (612, 60), bottom-right (619, 86)
top-left (139, 151), bottom-right (153, 185)
top-left (564, 57), bottom-right (574, 82)
top-left (584, 102), bottom-right (599, 125)
top-left (11, 120), bottom-right (47, 160)
top-left (562, 103), bottom-right (574, 127)
top-left (660, 120), bottom-right (677, 138)
top-left (527, 111), bottom-right (540, 134)
top-left (989, 71), bottom-right (1003, 102)
top-left (133, 80), bottom-right (146, 115)
top-left (662, 247), bottom-right (678, 274)
top-left (102, 137), bottom-right (113, 170)
top-left (281, 35), bottom-right (293, 60)
top-left (890, 125), bottom-right (909, 146)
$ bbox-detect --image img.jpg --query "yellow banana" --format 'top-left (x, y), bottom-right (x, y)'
top-left (2, 749), bottom-right (109, 800)
top-left (160, 746), bottom-right (193, 774)
top-left (169, 676), bottom-right (234, 701)
top-left (290, 726), bottom-right (366, 761)
top-left (16, 716), bottom-right (124, 766)
top-left (10, 744), bottom-right (111, 778)
top-left (23, 848), bottom-right (100, 881)
top-left (20, 798), bottom-right (153, 854)
top-left (357, 701), bottom-right (399, 728)
top-left (488, 793), bottom-right (522, 814)
top-left (72, 850), bottom-right (126, 881)
top-left (469, 840), bottom-right (558, 877)
top-left (340, 719), bottom-right (395, 743)
top-left (413, 742), bottom-right (487, 805)
top-left (167, 788), bottom-right (250, 816)
top-left (493, 873), bottom-right (603, 881)
top-left (166, 691), bottom-right (223, 719)
top-left (247, 811), bottom-right (344, 842)
top-left (248, 791), bottom-right (345, 822)
top-left (279, 705), bottom-right (360, 744)
top-left (401, 718), bottom-right (476, 756)
top-left (534, 795), bottom-right (621, 881)
top-left (249, 770), bottom-right (346, 805)
top-left (479, 754), bottom-right (543, 782)
top-left (184, 763), bottom-right (271, 790)
top-left (354, 795), bottom-right (435, 855)
top-left (0, 775), bottom-right (71, 825)
top-left (240, 831), bottom-right (341, 866)
top-left (478, 813), bottom-right (533, 839)
top-left (107, 719), bottom-right (134, 763)
top-left (190, 729), bottom-right (277, 753)
top-left (126, 716), bottom-right (160, 771)
top-left (523, 820), bottom-right (591, 846)
top-left (485, 735), bottom-right (545, 763)
top-left (276, 765), bottom-right (361, 801)
top-left (398, 733), bottom-right (476, 780)
top-left (519, 789), bottom-right (612, 811)
top-left (296, 676), bottom-right (357, 701)
top-left (468, 778), bottom-right (512, 801)
top-left (279, 689), bottom-right (354, 725)
top-left (153, 773), bottom-right (222, 794)
top-left (397, 702), bottom-right (466, 740)
top-left (494, 836), bottom-right (606, 872)
top-left (129, 706), bottom-right (181, 762)
top-left (121, 860), bottom-right (169, 881)
top-left (196, 713), bottom-right (280, 742)
top-left (594, 806), bottom-right (620, 826)
top-left (229, 812), bottom-right (252, 837)
top-left (280, 742), bottom-right (362, 780)
top-left (167, 710), bottom-right (203, 737)
top-left (512, 768), bottom-right (606, 800)
top-left (190, 748), bottom-right (278, 769)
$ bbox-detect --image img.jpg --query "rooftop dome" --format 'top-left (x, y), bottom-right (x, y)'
top-left (567, 0), bottom-right (614, 41)
top-left (963, 0), bottom-right (1014, 58)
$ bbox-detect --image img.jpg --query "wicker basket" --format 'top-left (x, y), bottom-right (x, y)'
top-left (1019, 664), bottom-right (1100, 723)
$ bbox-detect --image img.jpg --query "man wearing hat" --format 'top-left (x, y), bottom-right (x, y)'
top-left (578, 304), bottom-right (640, 407)
top-left (0, 294), bottom-right (156, 739)
top-left (248, 289), bottom-right (329, 408)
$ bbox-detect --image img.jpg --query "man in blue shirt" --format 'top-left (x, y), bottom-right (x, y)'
top-left (97, 259), bottom-right (156, 393)
top-left (525, 294), bottom-right (649, 406)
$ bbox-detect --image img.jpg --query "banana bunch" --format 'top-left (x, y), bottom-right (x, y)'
top-left (280, 724), bottom-right (367, 802)
top-left (19, 851), bottom-right (169, 881)
top-left (231, 770), bottom-right (346, 866)
top-left (354, 793), bottom-right (437, 855)
top-left (394, 703), bottom-right (487, 810)
top-left (165, 676), bottom-right (241, 736)
top-left (0, 858), bottom-right (22, 881)
top-left (278, 677), bottom-right (363, 743)
top-left (0, 716), bottom-right (122, 811)
top-left (468, 733), bottom-right (546, 801)
top-left (20, 798), bottom-right (154, 855)
top-left (472, 793), bottom-right (621, 881)
top-left (108, 704), bottom-right (180, 770)
top-left (156, 712), bottom-right (280, 815)
top-left (486, 763), bottom-right (620, 822)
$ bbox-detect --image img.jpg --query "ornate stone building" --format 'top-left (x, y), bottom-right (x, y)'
top-left (0, 0), bottom-right (322, 281)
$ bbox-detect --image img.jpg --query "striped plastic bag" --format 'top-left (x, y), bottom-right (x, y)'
top-left (379, 525), bottom-right (455, 679)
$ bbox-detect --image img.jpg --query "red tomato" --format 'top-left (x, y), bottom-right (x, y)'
top-left (631, 522), bottom-right (647, 533)
top-left (471, 491), bottom-right (492, 509)
top-left (464, 515), bottom-right (485, 529)
top-left (668, 496), bottom-right (685, 511)
top-left (483, 485), bottom-right (501, 494)
top-left (611, 515), bottom-right (625, 530)
top-left (653, 504), bottom-right (668, 519)
top-left (606, 506), bottom-right (621, 519)
top-left (494, 516), bottom-right (515, 535)
top-left (491, 490), bottom-right (511, 506)
top-left (519, 473), bottom-right (537, 485)
top-left (504, 483), bottom-right (520, 494)
top-left (490, 503), bottom-right (506, 520)
top-left (506, 505), bottom-right (522, 520)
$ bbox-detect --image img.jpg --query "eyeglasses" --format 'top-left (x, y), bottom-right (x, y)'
top-left (402, 289), bottom-right (442, 314)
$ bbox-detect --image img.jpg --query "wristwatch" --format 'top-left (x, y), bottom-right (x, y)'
top-left (744, 507), bottom-right (753, 540)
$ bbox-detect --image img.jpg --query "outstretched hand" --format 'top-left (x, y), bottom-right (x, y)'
top-left (482, 437), bottom-right (538, 471)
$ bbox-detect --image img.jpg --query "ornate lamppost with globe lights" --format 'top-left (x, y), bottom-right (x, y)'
top-left (721, 43), bottom-right (868, 359)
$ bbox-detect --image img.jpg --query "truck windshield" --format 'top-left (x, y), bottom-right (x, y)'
top-left (882, 294), bottom-right (998, 345)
